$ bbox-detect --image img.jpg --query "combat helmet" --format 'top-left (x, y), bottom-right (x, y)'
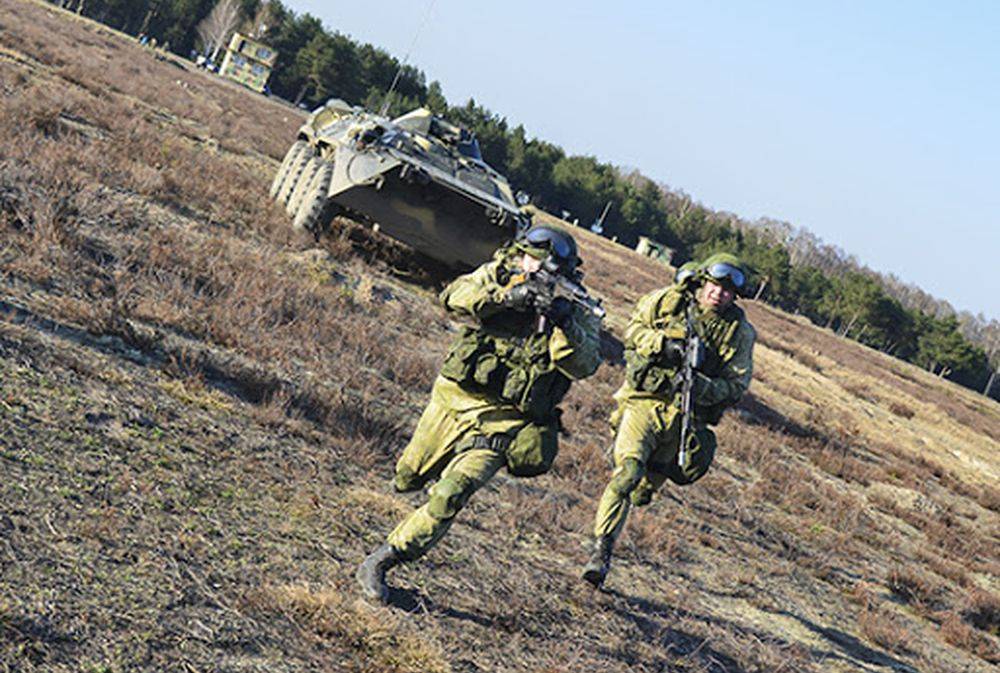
top-left (699, 252), bottom-right (749, 294)
top-left (674, 260), bottom-right (701, 285)
top-left (515, 226), bottom-right (579, 272)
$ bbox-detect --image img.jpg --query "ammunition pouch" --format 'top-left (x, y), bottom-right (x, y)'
top-left (440, 326), bottom-right (571, 424)
top-left (624, 349), bottom-right (679, 396)
top-left (504, 418), bottom-right (560, 477)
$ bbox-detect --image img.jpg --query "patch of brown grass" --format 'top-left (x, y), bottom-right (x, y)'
top-left (858, 604), bottom-right (916, 655)
top-left (757, 330), bottom-right (823, 372)
top-left (851, 582), bottom-right (917, 655)
top-left (939, 610), bottom-right (1000, 664)
top-left (887, 400), bottom-right (916, 419)
top-left (887, 565), bottom-right (947, 613)
top-left (256, 584), bottom-right (451, 673)
top-left (961, 588), bottom-right (1000, 636)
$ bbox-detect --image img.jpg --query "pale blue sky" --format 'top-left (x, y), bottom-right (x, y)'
top-left (290, 0), bottom-right (999, 319)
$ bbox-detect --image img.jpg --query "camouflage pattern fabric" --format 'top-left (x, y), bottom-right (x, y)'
top-left (386, 248), bottom-right (602, 560)
top-left (592, 280), bottom-right (754, 543)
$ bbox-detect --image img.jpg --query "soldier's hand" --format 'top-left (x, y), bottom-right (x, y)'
top-left (672, 370), bottom-right (710, 398)
top-left (661, 338), bottom-right (685, 366)
top-left (545, 296), bottom-right (574, 327)
top-left (503, 282), bottom-right (536, 311)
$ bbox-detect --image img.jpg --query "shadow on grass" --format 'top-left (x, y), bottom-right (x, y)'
top-left (601, 588), bottom-right (748, 673)
top-left (736, 393), bottom-right (817, 439)
top-left (774, 609), bottom-right (921, 673)
top-left (386, 586), bottom-right (496, 629)
top-left (602, 587), bottom-right (921, 673)
top-left (0, 613), bottom-right (78, 666)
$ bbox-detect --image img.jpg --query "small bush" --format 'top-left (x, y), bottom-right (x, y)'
top-left (887, 565), bottom-right (945, 611)
top-left (858, 603), bottom-right (915, 654)
top-left (887, 400), bottom-right (916, 419)
top-left (939, 610), bottom-right (1000, 664)
top-left (962, 588), bottom-right (1000, 635)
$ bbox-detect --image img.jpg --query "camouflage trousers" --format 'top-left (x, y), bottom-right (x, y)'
top-left (592, 395), bottom-right (716, 541)
top-left (388, 377), bottom-right (528, 560)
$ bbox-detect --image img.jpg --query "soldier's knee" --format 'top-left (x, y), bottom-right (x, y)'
top-left (427, 475), bottom-right (470, 521)
top-left (609, 457), bottom-right (644, 497)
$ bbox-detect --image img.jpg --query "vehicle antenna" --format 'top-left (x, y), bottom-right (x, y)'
top-left (591, 200), bottom-right (612, 234)
top-left (379, 0), bottom-right (437, 117)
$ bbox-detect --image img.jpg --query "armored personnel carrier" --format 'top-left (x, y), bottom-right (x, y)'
top-left (270, 100), bottom-right (529, 269)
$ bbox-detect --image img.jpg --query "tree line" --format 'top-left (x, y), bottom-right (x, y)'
top-left (49, 0), bottom-right (999, 399)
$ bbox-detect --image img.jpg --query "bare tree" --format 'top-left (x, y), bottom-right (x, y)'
top-left (248, 1), bottom-right (276, 39)
top-left (196, 0), bottom-right (242, 62)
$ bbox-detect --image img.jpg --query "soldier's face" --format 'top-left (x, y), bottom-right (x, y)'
top-left (520, 254), bottom-right (543, 273)
top-left (698, 281), bottom-right (734, 311)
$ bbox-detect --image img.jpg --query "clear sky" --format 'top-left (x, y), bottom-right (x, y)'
top-left (289, 0), bottom-right (999, 320)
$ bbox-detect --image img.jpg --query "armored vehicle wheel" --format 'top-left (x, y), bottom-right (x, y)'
top-left (286, 156), bottom-right (321, 215)
top-left (276, 144), bottom-right (314, 206)
top-left (292, 160), bottom-right (334, 232)
top-left (269, 140), bottom-right (309, 200)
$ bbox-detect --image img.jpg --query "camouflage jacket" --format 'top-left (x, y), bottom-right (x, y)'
top-left (622, 283), bottom-right (755, 422)
top-left (437, 248), bottom-right (603, 422)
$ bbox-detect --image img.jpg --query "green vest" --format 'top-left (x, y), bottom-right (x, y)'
top-left (625, 289), bottom-right (745, 424)
top-left (439, 311), bottom-right (571, 426)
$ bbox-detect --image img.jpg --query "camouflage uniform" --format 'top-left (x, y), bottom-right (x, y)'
top-left (371, 243), bottom-right (603, 566)
top-left (586, 256), bottom-right (755, 584)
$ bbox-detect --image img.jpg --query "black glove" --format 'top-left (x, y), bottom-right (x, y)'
top-left (662, 337), bottom-right (705, 369)
top-left (545, 296), bottom-right (574, 327)
top-left (671, 370), bottom-right (709, 398)
top-left (660, 338), bottom-right (685, 367)
top-left (503, 283), bottom-right (536, 311)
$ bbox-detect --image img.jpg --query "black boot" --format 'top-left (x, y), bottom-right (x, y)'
top-left (582, 536), bottom-right (614, 588)
top-left (356, 543), bottom-right (403, 604)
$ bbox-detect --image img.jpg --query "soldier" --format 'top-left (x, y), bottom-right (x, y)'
top-left (357, 226), bottom-right (604, 603)
top-left (582, 253), bottom-right (756, 587)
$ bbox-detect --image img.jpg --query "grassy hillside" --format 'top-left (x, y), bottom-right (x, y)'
top-left (1, 1), bottom-right (997, 671)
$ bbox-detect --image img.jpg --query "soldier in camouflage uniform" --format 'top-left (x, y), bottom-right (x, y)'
top-left (357, 226), bottom-right (603, 603)
top-left (582, 253), bottom-right (756, 587)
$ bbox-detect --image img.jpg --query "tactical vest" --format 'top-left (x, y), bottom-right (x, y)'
top-left (625, 287), bottom-right (745, 424)
top-left (439, 311), bottom-right (572, 424)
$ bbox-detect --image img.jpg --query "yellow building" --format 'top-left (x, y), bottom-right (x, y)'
top-left (219, 33), bottom-right (278, 93)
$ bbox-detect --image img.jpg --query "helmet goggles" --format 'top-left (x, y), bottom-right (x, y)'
top-left (705, 262), bottom-right (746, 291)
top-left (523, 227), bottom-right (575, 261)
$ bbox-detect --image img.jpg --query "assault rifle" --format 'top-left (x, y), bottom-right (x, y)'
top-left (676, 303), bottom-right (705, 469)
top-left (511, 259), bottom-right (606, 332)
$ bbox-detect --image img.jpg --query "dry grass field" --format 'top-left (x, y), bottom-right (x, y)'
top-left (1, 1), bottom-right (997, 671)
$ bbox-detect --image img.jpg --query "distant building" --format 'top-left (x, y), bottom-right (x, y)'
top-left (635, 236), bottom-right (675, 265)
top-left (219, 32), bottom-right (277, 93)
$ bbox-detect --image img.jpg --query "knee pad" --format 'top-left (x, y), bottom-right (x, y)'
top-left (609, 457), bottom-right (643, 497)
top-left (427, 475), bottom-right (469, 521)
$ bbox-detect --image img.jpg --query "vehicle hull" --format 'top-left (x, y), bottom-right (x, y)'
top-left (329, 157), bottom-right (513, 268)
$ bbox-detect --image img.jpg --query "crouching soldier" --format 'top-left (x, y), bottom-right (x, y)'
top-left (357, 226), bottom-right (604, 603)
top-left (582, 253), bottom-right (756, 587)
